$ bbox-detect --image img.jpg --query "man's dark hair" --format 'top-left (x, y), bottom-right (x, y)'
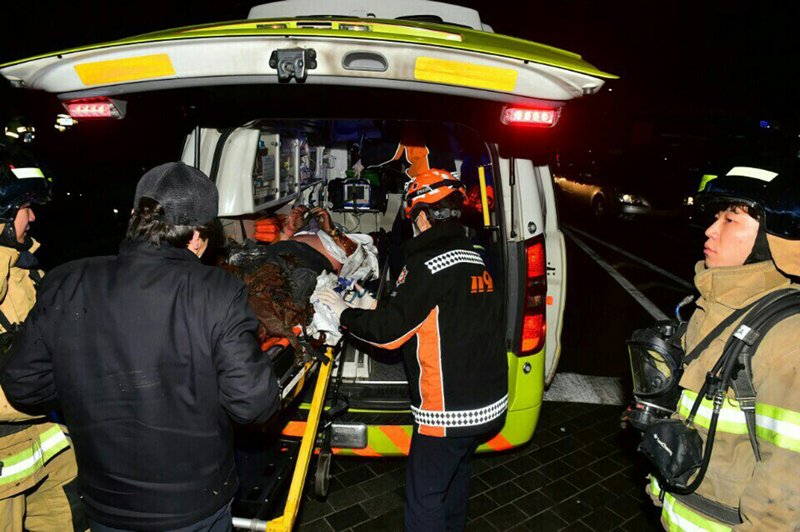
top-left (707, 200), bottom-right (762, 222)
top-left (126, 197), bottom-right (218, 248)
top-left (411, 192), bottom-right (465, 226)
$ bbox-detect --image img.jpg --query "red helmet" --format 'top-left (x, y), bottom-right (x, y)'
top-left (404, 169), bottom-right (466, 219)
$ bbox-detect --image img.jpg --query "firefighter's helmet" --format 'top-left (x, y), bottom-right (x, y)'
top-left (4, 117), bottom-right (36, 144)
top-left (697, 166), bottom-right (800, 275)
top-left (697, 166), bottom-right (800, 240)
top-left (0, 146), bottom-right (52, 223)
top-left (403, 168), bottom-right (466, 219)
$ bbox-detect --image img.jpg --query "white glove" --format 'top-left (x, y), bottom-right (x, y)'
top-left (315, 286), bottom-right (351, 319)
top-left (348, 283), bottom-right (377, 310)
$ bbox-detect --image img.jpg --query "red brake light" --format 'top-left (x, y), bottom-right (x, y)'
top-left (519, 236), bottom-right (547, 355)
top-left (521, 314), bottom-right (545, 353)
top-left (500, 106), bottom-right (560, 127)
top-left (63, 98), bottom-right (126, 120)
top-left (526, 240), bottom-right (546, 278)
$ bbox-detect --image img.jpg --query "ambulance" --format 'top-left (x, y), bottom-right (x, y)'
top-left (0, 0), bottom-right (615, 479)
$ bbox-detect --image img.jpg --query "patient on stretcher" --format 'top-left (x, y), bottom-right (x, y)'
top-left (223, 206), bottom-right (378, 360)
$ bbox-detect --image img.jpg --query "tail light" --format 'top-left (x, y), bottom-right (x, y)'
top-left (520, 235), bottom-right (547, 355)
top-left (63, 97), bottom-right (126, 119)
top-left (500, 106), bottom-right (560, 128)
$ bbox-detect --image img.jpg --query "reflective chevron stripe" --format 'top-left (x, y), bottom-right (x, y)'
top-left (411, 395), bottom-right (507, 428)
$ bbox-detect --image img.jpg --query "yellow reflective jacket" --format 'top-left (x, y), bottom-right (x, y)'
top-left (651, 260), bottom-right (800, 531)
top-left (0, 239), bottom-right (41, 332)
top-left (0, 238), bottom-right (71, 499)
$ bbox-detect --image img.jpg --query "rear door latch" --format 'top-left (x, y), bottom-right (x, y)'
top-left (269, 48), bottom-right (318, 83)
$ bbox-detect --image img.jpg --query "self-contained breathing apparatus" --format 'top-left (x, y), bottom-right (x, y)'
top-left (624, 288), bottom-right (800, 495)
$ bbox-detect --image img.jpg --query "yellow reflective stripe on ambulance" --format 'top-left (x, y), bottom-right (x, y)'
top-left (678, 390), bottom-right (800, 453)
top-left (414, 57), bottom-right (518, 92)
top-left (0, 425), bottom-right (69, 486)
top-left (74, 54), bottom-right (175, 86)
top-left (650, 477), bottom-right (732, 532)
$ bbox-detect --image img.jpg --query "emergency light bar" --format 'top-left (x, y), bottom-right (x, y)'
top-left (63, 97), bottom-right (127, 119)
top-left (500, 106), bottom-right (559, 128)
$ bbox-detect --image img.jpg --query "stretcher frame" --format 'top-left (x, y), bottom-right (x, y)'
top-left (267, 346), bottom-right (334, 532)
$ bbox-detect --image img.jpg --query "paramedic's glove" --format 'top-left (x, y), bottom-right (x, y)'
top-left (348, 283), bottom-right (377, 310)
top-left (316, 286), bottom-right (351, 320)
top-left (311, 207), bottom-right (333, 233)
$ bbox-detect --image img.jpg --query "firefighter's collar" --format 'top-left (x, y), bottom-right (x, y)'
top-left (694, 260), bottom-right (790, 309)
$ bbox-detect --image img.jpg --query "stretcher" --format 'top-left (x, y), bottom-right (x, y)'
top-left (266, 345), bottom-right (334, 531)
top-left (232, 341), bottom-right (341, 531)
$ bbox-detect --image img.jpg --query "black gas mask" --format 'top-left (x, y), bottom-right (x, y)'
top-left (623, 320), bottom-right (687, 431)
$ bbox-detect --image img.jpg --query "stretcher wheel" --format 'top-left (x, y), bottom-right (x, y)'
top-left (314, 450), bottom-right (332, 499)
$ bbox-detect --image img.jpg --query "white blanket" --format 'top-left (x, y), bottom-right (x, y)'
top-left (317, 231), bottom-right (379, 282)
top-left (308, 273), bottom-right (344, 346)
top-left (300, 230), bottom-right (379, 347)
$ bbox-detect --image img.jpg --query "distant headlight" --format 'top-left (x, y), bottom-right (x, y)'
top-left (683, 196), bottom-right (695, 206)
top-left (617, 193), bottom-right (648, 206)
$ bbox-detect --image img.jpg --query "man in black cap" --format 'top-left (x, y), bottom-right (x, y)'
top-left (2, 162), bottom-right (280, 531)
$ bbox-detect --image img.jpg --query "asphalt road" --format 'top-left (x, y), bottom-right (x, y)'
top-left (556, 211), bottom-right (706, 381)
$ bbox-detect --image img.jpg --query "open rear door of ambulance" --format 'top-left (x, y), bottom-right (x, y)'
top-left (501, 159), bottom-right (565, 388)
top-left (535, 164), bottom-right (566, 387)
top-left (0, 14), bottom-right (615, 108)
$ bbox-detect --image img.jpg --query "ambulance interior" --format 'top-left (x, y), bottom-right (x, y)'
top-left (183, 118), bottom-right (504, 409)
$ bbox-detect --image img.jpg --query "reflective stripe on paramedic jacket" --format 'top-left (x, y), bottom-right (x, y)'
top-left (340, 222), bottom-right (508, 438)
top-left (0, 424), bottom-right (69, 486)
top-left (649, 477), bottom-right (732, 532)
top-left (678, 390), bottom-right (800, 453)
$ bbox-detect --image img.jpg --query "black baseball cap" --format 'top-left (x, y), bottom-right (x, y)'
top-left (134, 162), bottom-right (218, 226)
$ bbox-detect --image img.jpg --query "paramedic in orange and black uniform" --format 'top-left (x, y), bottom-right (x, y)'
top-left (318, 169), bottom-right (507, 532)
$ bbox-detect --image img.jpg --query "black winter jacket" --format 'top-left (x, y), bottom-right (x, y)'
top-left (2, 241), bottom-right (280, 530)
top-left (341, 222), bottom-right (507, 438)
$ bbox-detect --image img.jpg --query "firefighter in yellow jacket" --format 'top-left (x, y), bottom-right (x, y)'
top-left (0, 121), bottom-right (82, 530)
top-left (647, 166), bottom-right (800, 529)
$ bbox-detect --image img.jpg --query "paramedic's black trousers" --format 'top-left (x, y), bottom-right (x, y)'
top-left (404, 431), bottom-right (479, 532)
